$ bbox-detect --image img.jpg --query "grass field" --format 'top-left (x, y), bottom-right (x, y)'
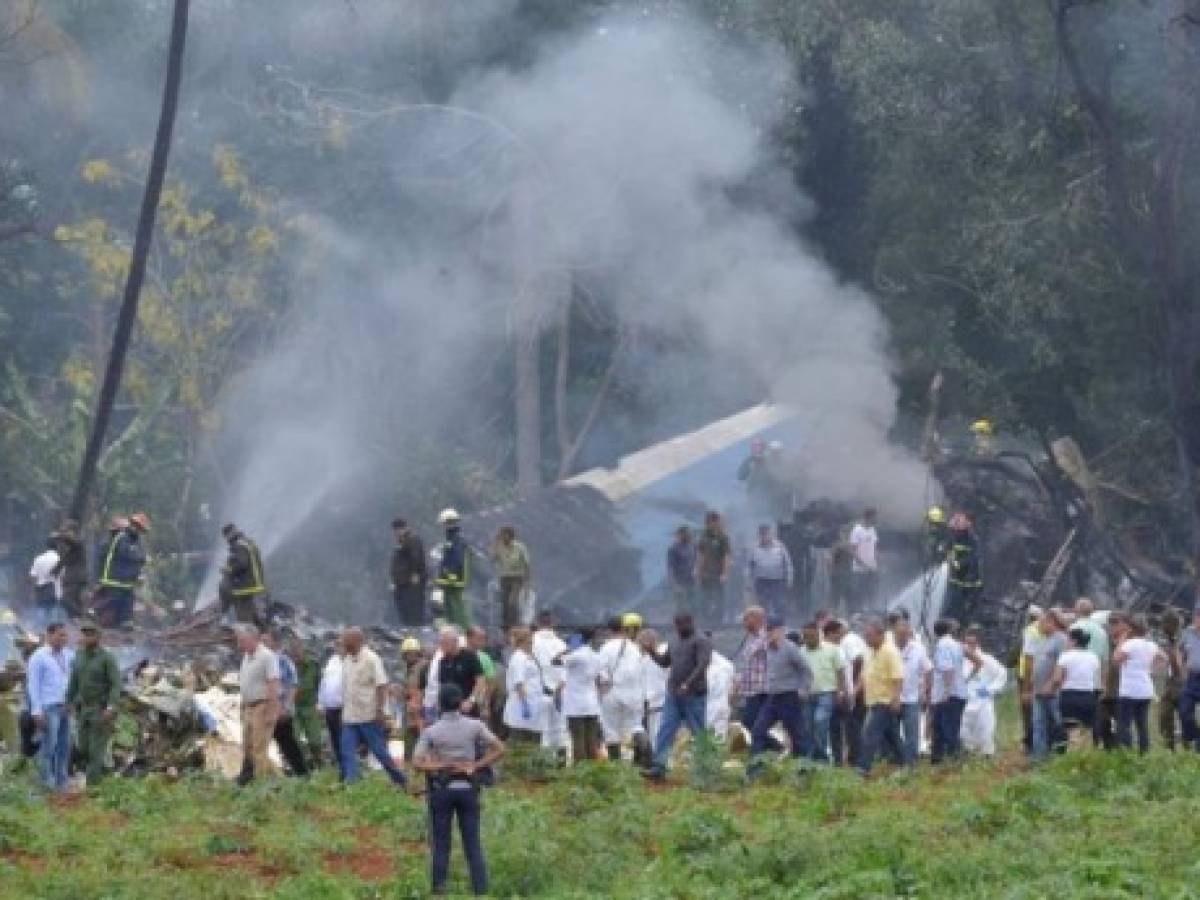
top-left (3, 705), bottom-right (1200, 899)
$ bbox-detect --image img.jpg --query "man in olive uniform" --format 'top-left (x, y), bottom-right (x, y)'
top-left (219, 524), bottom-right (268, 626)
top-left (66, 618), bottom-right (121, 784)
top-left (289, 636), bottom-right (324, 769)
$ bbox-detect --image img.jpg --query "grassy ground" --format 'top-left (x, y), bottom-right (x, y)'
top-left (3, 704), bottom-right (1200, 899)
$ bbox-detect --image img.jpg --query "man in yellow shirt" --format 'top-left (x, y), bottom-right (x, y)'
top-left (858, 620), bottom-right (904, 775)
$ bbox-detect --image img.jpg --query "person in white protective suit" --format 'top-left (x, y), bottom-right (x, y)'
top-left (706, 648), bottom-right (736, 742)
top-left (502, 627), bottom-right (545, 744)
top-left (638, 628), bottom-right (668, 752)
top-left (598, 613), bottom-right (652, 765)
top-left (532, 610), bottom-right (569, 760)
top-left (557, 627), bottom-right (604, 763)
top-left (960, 626), bottom-right (1008, 756)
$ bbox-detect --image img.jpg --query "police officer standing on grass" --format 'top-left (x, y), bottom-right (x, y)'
top-left (66, 618), bottom-right (121, 785)
top-left (412, 683), bottom-right (506, 897)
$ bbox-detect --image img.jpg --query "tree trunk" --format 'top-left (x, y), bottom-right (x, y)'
top-left (69, 0), bottom-right (189, 521)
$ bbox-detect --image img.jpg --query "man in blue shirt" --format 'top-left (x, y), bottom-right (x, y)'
top-left (266, 631), bottom-right (309, 777)
top-left (27, 622), bottom-right (74, 791)
top-left (930, 619), bottom-right (970, 763)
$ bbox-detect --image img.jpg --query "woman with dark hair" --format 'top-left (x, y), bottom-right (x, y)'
top-left (1112, 616), bottom-right (1167, 753)
top-left (1053, 628), bottom-right (1101, 744)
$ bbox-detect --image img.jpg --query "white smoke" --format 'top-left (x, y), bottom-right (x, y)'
top-left (196, 7), bottom-right (929, 606)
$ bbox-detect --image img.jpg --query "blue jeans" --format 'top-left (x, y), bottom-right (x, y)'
top-left (37, 703), bottom-right (71, 791)
top-left (429, 783), bottom-right (487, 895)
top-left (1031, 695), bottom-right (1061, 760)
top-left (740, 694), bottom-right (782, 753)
top-left (753, 579), bottom-right (788, 616)
top-left (339, 721), bottom-right (406, 785)
top-left (900, 703), bottom-right (922, 766)
top-left (806, 692), bottom-right (836, 763)
top-left (1178, 673), bottom-right (1200, 750)
top-left (652, 693), bottom-right (708, 772)
top-left (931, 698), bottom-right (965, 762)
top-left (1117, 698), bottom-right (1151, 753)
top-left (859, 704), bottom-right (901, 774)
top-left (750, 692), bottom-right (808, 764)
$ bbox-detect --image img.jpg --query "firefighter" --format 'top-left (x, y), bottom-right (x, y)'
top-left (219, 524), bottom-right (268, 627)
top-left (435, 509), bottom-right (471, 628)
top-left (946, 513), bottom-right (983, 614)
top-left (924, 506), bottom-right (951, 567)
top-left (970, 419), bottom-right (995, 456)
top-left (95, 513), bottom-right (150, 626)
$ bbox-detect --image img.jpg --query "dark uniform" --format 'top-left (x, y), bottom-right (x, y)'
top-left (220, 533), bottom-right (267, 626)
top-left (97, 529), bottom-right (146, 626)
top-left (946, 529), bottom-right (983, 614)
top-left (53, 527), bottom-right (88, 618)
top-left (435, 528), bottom-right (471, 628)
top-left (66, 636), bottom-right (121, 783)
top-left (391, 529), bottom-right (428, 626)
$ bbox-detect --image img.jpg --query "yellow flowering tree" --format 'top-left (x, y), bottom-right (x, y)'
top-left (39, 143), bottom-right (290, 539)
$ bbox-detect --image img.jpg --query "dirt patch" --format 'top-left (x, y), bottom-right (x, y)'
top-left (1, 851), bottom-right (47, 873)
top-left (323, 846), bottom-right (394, 882)
top-left (208, 852), bottom-right (288, 884)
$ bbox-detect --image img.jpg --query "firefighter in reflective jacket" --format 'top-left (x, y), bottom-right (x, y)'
top-left (219, 523), bottom-right (267, 626)
top-left (96, 513), bottom-right (150, 626)
top-left (946, 512), bottom-right (983, 612)
top-left (434, 509), bottom-right (470, 628)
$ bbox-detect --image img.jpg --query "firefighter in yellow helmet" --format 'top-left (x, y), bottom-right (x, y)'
top-left (925, 506), bottom-right (951, 566)
top-left (399, 636), bottom-right (430, 763)
top-left (970, 419), bottom-right (996, 456)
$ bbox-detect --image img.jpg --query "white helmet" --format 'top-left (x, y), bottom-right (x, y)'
top-left (438, 508), bottom-right (462, 525)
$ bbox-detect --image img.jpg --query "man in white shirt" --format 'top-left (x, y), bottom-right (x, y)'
top-left (848, 509), bottom-right (880, 611)
top-left (638, 628), bottom-right (667, 760)
top-left (826, 619), bottom-right (865, 767)
top-left (532, 611), bottom-right (569, 759)
top-left (746, 525), bottom-right (794, 618)
top-left (598, 614), bottom-right (650, 763)
top-left (894, 619), bottom-right (931, 766)
top-left (29, 538), bottom-right (63, 629)
top-left (930, 619), bottom-right (969, 763)
top-left (27, 622), bottom-right (73, 791)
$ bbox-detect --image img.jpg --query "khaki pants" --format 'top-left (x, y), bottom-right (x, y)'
top-left (241, 702), bottom-right (276, 778)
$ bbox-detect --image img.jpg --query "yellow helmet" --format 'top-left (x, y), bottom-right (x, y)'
top-left (970, 419), bottom-right (994, 436)
top-left (621, 612), bottom-right (644, 630)
top-left (399, 637), bottom-right (422, 654)
top-left (926, 506), bottom-right (946, 525)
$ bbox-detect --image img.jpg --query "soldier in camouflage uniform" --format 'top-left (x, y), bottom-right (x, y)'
top-left (66, 619), bottom-right (122, 784)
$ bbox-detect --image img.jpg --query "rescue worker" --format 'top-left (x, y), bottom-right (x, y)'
top-left (946, 513), bottom-right (983, 615)
top-left (96, 512), bottom-right (150, 626)
top-left (970, 418), bottom-right (996, 456)
top-left (219, 524), bottom-right (268, 627)
top-left (66, 618), bottom-right (121, 784)
top-left (924, 506), bottom-right (951, 567)
top-left (412, 683), bottom-right (505, 897)
top-left (489, 526), bottom-right (531, 630)
top-left (390, 518), bottom-right (427, 626)
top-left (52, 519), bottom-right (88, 619)
top-left (959, 627), bottom-right (1007, 757)
top-left (434, 509), bottom-right (471, 628)
top-left (398, 637), bottom-right (430, 763)
top-left (598, 613), bottom-right (652, 765)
